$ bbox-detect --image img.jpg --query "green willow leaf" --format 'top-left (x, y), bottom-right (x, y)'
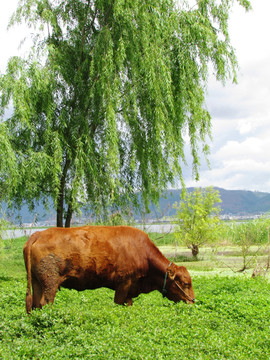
top-left (0, 0), bottom-right (251, 225)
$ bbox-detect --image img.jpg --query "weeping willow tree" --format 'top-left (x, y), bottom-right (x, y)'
top-left (0, 0), bottom-right (251, 227)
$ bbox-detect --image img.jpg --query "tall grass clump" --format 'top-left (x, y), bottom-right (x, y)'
top-left (228, 217), bottom-right (270, 271)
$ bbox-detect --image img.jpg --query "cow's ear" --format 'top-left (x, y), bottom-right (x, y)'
top-left (167, 267), bottom-right (176, 280)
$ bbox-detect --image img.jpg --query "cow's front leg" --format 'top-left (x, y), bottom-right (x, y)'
top-left (126, 298), bottom-right (133, 306)
top-left (114, 279), bottom-right (132, 305)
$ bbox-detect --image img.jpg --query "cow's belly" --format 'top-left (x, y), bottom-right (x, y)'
top-left (60, 274), bottom-right (116, 291)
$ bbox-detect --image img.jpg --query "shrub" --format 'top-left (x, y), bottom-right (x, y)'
top-left (229, 216), bottom-right (270, 271)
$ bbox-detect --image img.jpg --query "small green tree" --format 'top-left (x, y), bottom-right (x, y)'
top-left (174, 186), bottom-right (222, 258)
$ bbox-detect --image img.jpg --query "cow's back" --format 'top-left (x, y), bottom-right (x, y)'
top-left (29, 226), bottom-right (151, 281)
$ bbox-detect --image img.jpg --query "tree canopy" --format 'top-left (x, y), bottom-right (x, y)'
top-left (0, 0), bottom-right (251, 226)
top-left (173, 186), bottom-right (223, 257)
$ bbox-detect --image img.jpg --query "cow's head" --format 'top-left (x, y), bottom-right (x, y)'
top-left (164, 264), bottom-right (195, 304)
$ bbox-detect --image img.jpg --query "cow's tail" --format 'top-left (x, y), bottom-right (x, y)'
top-left (23, 232), bottom-right (39, 314)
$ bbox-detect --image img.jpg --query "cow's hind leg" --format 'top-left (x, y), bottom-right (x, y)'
top-left (32, 276), bottom-right (59, 310)
top-left (32, 276), bottom-right (43, 310)
top-left (41, 284), bottom-right (59, 308)
top-left (36, 254), bottom-right (63, 309)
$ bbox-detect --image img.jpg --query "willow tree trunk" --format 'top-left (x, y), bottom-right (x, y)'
top-left (56, 197), bottom-right (64, 227)
top-left (56, 158), bottom-right (70, 228)
top-left (65, 204), bottom-right (73, 228)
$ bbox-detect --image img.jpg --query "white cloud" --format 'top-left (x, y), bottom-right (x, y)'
top-left (187, 131), bottom-right (270, 192)
top-left (189, 0), bottom-right (270, 193)
top-left (0, 0), bottom-right (32, 73)
top-left (216, 137), bottom-right (263, 160)
top-left (229, 1), bottom-right (270, 64)
top-left (237, 120), bottom-right (255, 135)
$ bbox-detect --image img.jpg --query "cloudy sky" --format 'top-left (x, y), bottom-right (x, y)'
top-left (185, 0), bottom-right (270, 192)
top-left (1, 0), bottom-right (270, 192)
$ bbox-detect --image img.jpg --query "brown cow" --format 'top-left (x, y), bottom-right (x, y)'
top-left (23, 226), bottom-right (195, 313)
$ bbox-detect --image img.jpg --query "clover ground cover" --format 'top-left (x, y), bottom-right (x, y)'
top-left (0, 236), bottom-right (269, 359)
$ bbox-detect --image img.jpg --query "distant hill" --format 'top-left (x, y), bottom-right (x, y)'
top-left (2, 187), bottom-right (270, 225)
top-left (1, 201), bottom-right (55, 225)
top-left (211, 188), bottom-right (270, 215)
top-left (148, 188), bottom-right (270, 219)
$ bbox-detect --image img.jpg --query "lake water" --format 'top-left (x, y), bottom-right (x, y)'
top-left (2, 228), bottom-right (44, 239)
top-left (2, 224), bottom-right (176, 239)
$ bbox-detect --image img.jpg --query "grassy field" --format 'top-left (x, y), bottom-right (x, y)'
top-left (1, 236), bottom-right (270, 359)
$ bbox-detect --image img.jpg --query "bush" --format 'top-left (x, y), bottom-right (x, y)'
top-left (230, 217), bottom-right (270, 245)
top-left (228, 217), bottom-right (270, 271)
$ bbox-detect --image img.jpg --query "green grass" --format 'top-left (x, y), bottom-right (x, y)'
top-left (0, 236), bottom-right (26, 279)
top-left (1, 235), bottom-right (270, 359)
top-left (1, 277), bottom-right (269, 359)
top-left (150, 232), bottom-right (176, 246)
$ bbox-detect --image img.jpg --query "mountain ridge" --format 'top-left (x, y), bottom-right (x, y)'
top-left (154, 187), bottom-right (270, 219)
top-left (2, 187), bottom-right (270, 224)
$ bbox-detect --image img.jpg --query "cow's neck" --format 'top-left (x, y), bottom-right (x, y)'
top-left (146, 243), bottom-right (171, 292)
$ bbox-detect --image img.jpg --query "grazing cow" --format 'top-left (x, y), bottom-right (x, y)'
top-left (23, 226), bottom-right (195, 313)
